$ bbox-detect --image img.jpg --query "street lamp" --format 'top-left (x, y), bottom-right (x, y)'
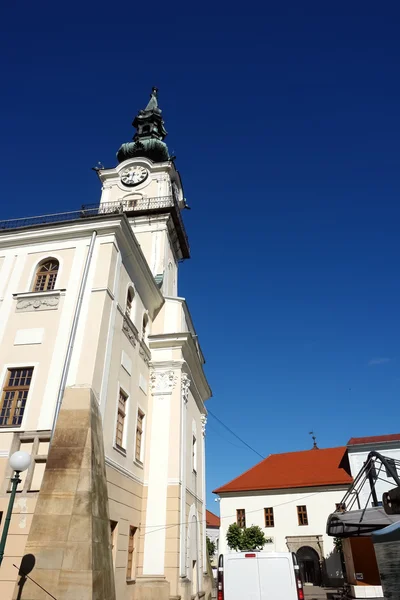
top-left (0, 451), bottom-right (31, 567)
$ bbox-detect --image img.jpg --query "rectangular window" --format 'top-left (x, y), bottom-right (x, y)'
top-left (264, 507), bottom-right (274, 527)
top-left (236, 509), bottom-right (246, 528)
top-left (297, 505), bottom-right (308, 526)
top-left (0, 368), bottom-right (33, 428)
top-left (126, 525), bottom-right (137, 579)
top-left (135, 410), bottom-right (145, 462)
top-left (192, 434), bottom-right (197, 473)
top-left (115, 389), bottom-right (127, 448)
top-left (110, 520), bottom-right (118, 567)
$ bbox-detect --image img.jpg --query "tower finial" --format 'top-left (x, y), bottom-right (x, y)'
top-left (145, 87), bottom-right (159, 111)
top-left (309, 431), bottom-right (318, 449)
top-left (116, 87), bottom-right (169, 163)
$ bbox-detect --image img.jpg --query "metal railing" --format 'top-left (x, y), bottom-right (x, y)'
top-left (83, 196), bottom-right (175, 214)
top-left (0, 208), bottom-right (95, 230)
top-left (0, 196), bottom-right (190, 257)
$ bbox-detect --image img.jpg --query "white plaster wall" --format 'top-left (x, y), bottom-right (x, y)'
top-left (0, 241), bottom-right (88, 432)
top-left (348, 445), bottom-right (400, 508)
top-left (130, 216), bottom-right (169, 277)
top-left (185, 389), bottom-right (204, 499)
top-left (218, 487), bottom-right (348, 558)
top-left (206, 526), bottom-right (219, 561)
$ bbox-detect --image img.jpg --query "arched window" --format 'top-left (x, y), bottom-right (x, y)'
top-left (33, 259), bottom-right (59, 292)
top-left (142, 313), bottom-right (149, 340)
top-left (126, 287), bottom-right (135, 319)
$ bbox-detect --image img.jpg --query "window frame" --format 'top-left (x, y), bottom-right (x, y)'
top-left (236, 508), bottom-right (246, 528)
top-left (142, 312), bottom-right (149, 341)
top-left (0, 367), bottom-right (34, 429)
top-left (192, 421), bottom-right (197, 474)
top-left (115, 388), bottom-right (128, 451)
top-left (126, 286), bottom-right (135, 320)
top-left (135, 408), bottom-right (145, 464)
top-left (126, 525), bottom-right (137, 580)
top-left (264, 506), bottom-right (274, 527)
top-left (297, 505), bottom-right (308, 526)
top-left (192, 435), bottom-right (197, 473)
top-left (32, 258), bottom-right (59, 293)
top-left (110, 520), bottom-right (118, 569)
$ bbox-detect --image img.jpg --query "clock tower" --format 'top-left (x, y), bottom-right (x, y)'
top-left (97, 87), bottom-right (189, 297)
top-left (96, 89), bottom-right (210, 600)
top-left (0, 87), bottom-right (210, 600)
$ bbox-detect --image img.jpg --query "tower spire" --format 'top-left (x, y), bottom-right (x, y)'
top-left (117, 87), bottom-right (169, 163)
top-left (144, 86), bottom-right (159, 111)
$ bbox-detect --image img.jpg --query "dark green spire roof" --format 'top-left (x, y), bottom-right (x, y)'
top-left (117, 87), bottom-right (170, 163)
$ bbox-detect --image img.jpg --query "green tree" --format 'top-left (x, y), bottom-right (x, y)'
top-left (207, 536), bottom-right (216, 557)
top-left (242, 525), bottom-right (267, 551)
top-left (226, 523), bottom-right (267, 551)
top-left (226, 523), bottom-right (243, 551)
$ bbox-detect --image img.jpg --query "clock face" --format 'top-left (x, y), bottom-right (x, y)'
top-left (120, 165), bottom-right (148, 186)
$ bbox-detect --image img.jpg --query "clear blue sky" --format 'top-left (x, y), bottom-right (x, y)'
top-left (1, 5), bottom-right (400, 512)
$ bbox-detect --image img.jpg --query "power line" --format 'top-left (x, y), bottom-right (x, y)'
top-left (207, 408), bottom-right (265, 460)
top-left (207, 421), bottom-right (246, 451)
top-left (139, 491), bottom-right (321, 538)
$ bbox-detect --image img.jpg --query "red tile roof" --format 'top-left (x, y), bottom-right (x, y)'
top-left (213, 447), bottom-right (352, 494)
top-left (206, 510), bottom-right (220, 527)
top-left (347, 434), bottom-right (400, 446)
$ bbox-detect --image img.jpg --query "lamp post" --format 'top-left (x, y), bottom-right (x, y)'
top-left (0, 451), bottom-right (31, 567)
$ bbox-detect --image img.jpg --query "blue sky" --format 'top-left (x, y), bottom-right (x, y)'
top-left (1, 5), bottom-right (400, 511)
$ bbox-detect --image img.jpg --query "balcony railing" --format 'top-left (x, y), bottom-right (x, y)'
top-left (0, 208), bottom-right (94, 231)
top-left (85, 196), bottom-right (175, 213)
top-left (0, 196), bottom-right (190, 258)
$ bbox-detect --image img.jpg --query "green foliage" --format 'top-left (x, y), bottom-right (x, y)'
top-left (226, 523), bottom-right (243, 551)
top-left (226, 523), bottom-right (267, 551)
top-left (207, 536), bottom-right (216, 557)
top-left (242, 525), bottom-right (268, 551)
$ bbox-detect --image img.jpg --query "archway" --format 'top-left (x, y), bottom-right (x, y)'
top-left (186, 504), bottom-right (202, 593)
top-left (297, 546), bottom-right (321, 586)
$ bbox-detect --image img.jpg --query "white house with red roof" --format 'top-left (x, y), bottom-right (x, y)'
top-left (214, 446), bottom-right (352, 587)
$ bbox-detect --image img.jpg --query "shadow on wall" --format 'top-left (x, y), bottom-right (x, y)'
top-left (324, 549), bottom-right (344, 587)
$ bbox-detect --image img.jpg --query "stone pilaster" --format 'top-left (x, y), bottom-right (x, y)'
top-left (13, 386), bottom-right (115, 600)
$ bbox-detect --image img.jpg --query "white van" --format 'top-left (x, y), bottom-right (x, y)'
top-left (217, 551), bottom-right (304, 600)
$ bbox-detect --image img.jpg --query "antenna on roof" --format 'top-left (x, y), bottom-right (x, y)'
top-left (309, 431), bottom-right (319, 449)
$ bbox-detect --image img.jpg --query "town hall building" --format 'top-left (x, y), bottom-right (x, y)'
top-left (0, 88), bottom-right (211, 600)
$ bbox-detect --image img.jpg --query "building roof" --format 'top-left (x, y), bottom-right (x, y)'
top-left (347, 433), bottom-right (400, 446)
top-left (206, 510), bottom-right (220, 528)
top-left (213, 447), bottom-right (352, 494)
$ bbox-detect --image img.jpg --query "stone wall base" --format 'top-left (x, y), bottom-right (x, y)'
top-left (134, 576), bottom-right (170, 600)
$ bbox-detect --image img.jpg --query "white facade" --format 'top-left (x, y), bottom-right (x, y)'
top-left (0, 150), bottom-right (211, 599)
top-left (206, 526), bottom-right (219, 557)
top-left (219, 489), bottom-right (342, 556)
top-left (219, 486), bottom-right (346, 583)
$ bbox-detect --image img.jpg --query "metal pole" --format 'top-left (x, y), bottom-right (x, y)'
top-left (51, 230), bottom-right (97, 440)
top-left (0, 471), bottom-right (21, 566)
top-left (367, 459), bottom-right (379, 508)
